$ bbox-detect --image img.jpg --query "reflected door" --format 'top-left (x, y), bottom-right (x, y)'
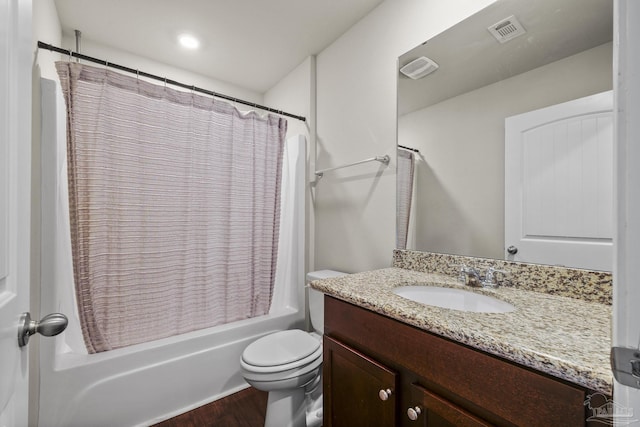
top-left (505, 91), bottom-right (613, 271)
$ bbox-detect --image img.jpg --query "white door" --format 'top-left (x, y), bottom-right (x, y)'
top-left (505, 91), bottom-right (613, 271)
top-left (0, 0), bottom-right (32, 425)
top-left (612, 0), bottom-right (640, 418)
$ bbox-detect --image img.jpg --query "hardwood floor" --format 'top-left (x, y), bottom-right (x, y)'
top-left (152, 387), bottom-right (268, 427)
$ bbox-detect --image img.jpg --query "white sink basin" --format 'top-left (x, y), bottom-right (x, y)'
top-left (393, 286), bottom-right (515, 313)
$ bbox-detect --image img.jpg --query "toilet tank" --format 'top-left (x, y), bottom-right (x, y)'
top-left (307, 270), bottom-right (347, 334)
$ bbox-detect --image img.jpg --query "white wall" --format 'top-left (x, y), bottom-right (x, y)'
top-left (264, 57), bottom-right (314, 144)
top-left (399, 42), bottom-right (613, 259)
top-left (314, 0), bottom-right (495, 273)
top-left (264, 56), bottom-right (316, 275)
top-left (60, 35), bottom-right (263, 104)
top-left (33, 1), bottom-right (61, 79)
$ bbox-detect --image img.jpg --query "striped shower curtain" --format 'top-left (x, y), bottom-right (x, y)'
top-left (56, 62), bottom-right (287, 353)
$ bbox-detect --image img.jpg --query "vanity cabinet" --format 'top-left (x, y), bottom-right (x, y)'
top-left (324, 336), bottom-right (398, 426)
top-left (323, 296), bottom-right (597, 427)
top-left (408, 383), bottom-right (494, 427)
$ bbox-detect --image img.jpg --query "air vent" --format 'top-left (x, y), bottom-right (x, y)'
top-left (399, 56), bottom-right (439, 79)
top-left (488, 15), bottom-right (526, 43)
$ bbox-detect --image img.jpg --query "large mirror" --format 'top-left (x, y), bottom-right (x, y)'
top-left (396, 0), bottom-right (613, 269)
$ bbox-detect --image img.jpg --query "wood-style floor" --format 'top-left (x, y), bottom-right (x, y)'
top-left (152, 387), bottom-right (268, 427)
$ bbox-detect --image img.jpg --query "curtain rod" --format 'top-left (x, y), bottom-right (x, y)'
top-left (37, 41), bottom-right (307, 123)
top-left (398, 145), bottom-right (420, 153)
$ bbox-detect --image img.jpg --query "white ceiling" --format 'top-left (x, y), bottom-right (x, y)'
top-left (53, 0), bottom-right (385, 93)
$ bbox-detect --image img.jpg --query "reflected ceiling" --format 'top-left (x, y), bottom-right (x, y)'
top-left (398, 0), bottom-right (612, 116)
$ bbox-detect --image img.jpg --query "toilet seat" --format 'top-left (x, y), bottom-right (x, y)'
top-left (241, 351), bottom-right (322, 385)
top-left (241, 330), bottom-right (322, 374)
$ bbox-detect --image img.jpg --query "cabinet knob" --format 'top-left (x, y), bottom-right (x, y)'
top-left (378, 388), bottom-right (393, 401)
top-left (407, 406), bottom-right (422, 421)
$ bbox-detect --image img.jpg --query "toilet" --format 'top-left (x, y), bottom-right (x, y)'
top-left (240, 270), bottom-right (347, 427)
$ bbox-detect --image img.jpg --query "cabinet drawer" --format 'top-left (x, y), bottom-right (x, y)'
top-left (324, 335), bottom-right (398, 427)
top-left (407, 383), bottom-right (494, 427)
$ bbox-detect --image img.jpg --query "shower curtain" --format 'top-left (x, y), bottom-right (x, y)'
top-left (56, 62), bottom-right (287, 353)
top-left (396, 148), bottom-right (415, 249)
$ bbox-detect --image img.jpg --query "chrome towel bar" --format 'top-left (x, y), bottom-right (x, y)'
top-left (315, 155), bottom-right (390, 178)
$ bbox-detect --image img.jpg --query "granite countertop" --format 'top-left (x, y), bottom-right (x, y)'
top-left (310, 267), bottom-right (612, 395)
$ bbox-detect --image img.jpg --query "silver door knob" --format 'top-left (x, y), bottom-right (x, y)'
top-left (407, 406), bottom-right (422, 421)
top-left (378, 388), bottom-right (393, 401)
top-left (507, 245), bottom-right (518, 255)
top-left (18, 312), bottom-right (68, 347)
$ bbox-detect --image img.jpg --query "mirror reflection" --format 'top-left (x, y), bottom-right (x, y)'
top-left (396, 0), bottom-right (613, 270)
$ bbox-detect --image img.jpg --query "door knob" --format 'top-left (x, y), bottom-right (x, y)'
top-left (18, 312), bottom-right (68, 347)
top-left (507, 245), bottom-right (518, 255)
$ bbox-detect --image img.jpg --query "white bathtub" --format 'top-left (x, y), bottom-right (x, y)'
top-left (38, 309), bottom-right (303, 426)
top-left (37, 79), bottom-right (306, 426)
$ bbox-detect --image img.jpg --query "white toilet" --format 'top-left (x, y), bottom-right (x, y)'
top-left (240, 270), bottom-right (346, 427)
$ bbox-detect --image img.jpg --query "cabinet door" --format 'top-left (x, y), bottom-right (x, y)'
top-left (407, 383), bottom-right (494, 427)
top-left (324, 336), bottom-right (398, 427)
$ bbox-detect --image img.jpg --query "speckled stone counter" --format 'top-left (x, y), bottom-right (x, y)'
top-left (310, 267), bottom-right (612, 395)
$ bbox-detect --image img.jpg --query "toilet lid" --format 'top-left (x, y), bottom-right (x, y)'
top-left (242, 330), bottom-right (321, 367)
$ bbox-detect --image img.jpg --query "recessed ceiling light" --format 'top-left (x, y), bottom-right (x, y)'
top-left (178, 33), bottom-right (200, 50)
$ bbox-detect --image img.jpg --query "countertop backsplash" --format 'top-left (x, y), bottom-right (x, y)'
top-left (393, 249), bottom-right (612, 305)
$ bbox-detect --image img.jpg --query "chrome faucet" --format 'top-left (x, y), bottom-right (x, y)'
top-left (459, 265), bottom-right (482, 287)
top-left (459, 265), bottom-right (506, 288)
top-left (481, 267), bottom-right (506, 288)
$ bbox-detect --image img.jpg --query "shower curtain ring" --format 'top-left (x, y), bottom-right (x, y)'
top-left (68, 49), bottom-right (72, 63)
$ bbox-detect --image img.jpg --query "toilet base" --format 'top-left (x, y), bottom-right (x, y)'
top-left (305, 396), bottom-right (322, 427)
top-left (262, 372), bottom-right (323, 427)
top-left (304, 367), bottom-right (323, 427)
top-left (265, 388), bottom-right (306, 427)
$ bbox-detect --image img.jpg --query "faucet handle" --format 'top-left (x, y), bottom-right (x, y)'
top-left (482, 267), bottom-right (506, 288)
top-left (459, 265), bottom-right (482, 287)
top-left (457, 264), bottom-right (467, 283)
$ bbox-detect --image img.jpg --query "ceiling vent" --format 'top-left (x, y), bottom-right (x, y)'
top-left (488, 15), bottom-right (526, 43)
top-left (399, 56), bottom-right (439, 79)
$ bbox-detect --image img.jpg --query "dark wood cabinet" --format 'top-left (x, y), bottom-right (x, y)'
top-left (409, 383), bottom-right (494, 427)
top-left (323, 296), bottom-right (598, 427)
top-left (324, 335), bottom-right (397, 427)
